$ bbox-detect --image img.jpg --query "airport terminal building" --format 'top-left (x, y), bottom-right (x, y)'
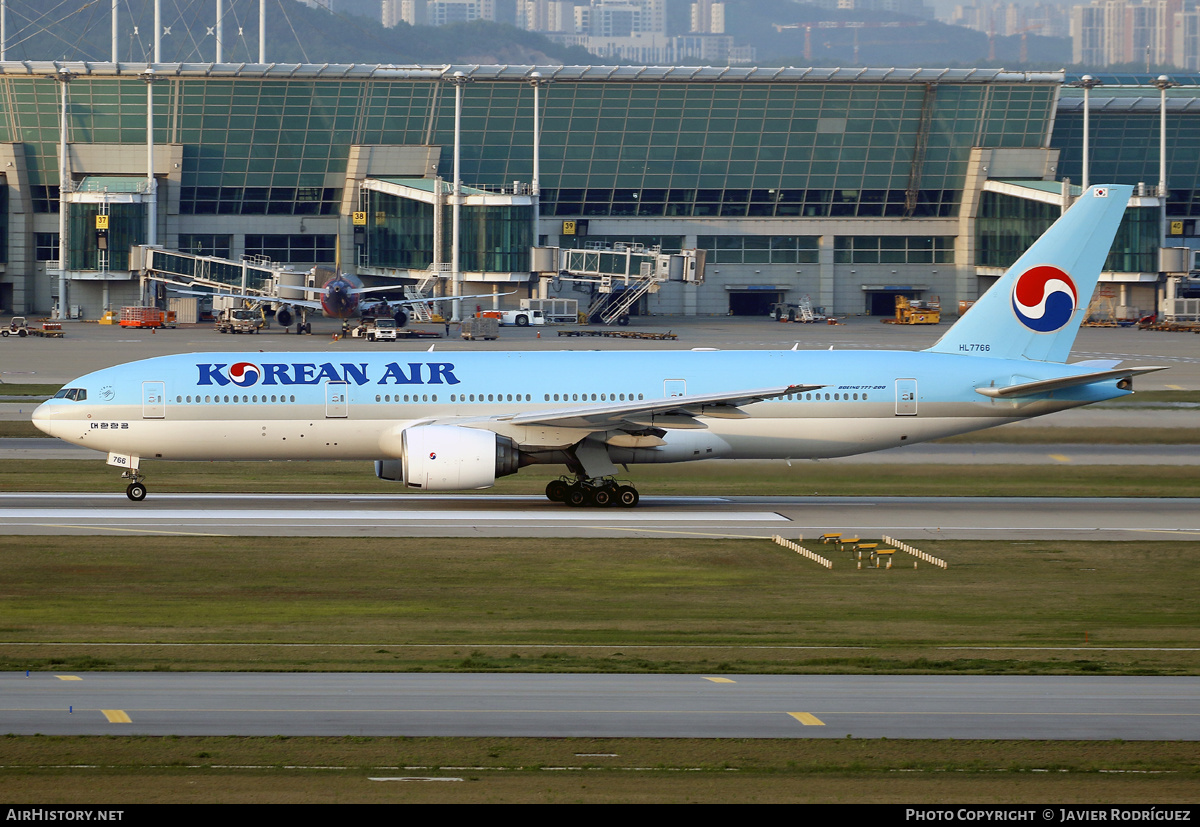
top-left (0, 62), bottom-right (1196, 320)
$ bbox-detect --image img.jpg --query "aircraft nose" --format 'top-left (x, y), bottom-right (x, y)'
top-left (31, 400), bottom-right (53, 437)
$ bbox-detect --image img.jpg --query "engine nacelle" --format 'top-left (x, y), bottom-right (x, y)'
top-left (374, 459), bottom-right (404, 481)
top-left (275, 305), bottom-right (295, 328)
top-left (378, 425), bottom-right (519, 490)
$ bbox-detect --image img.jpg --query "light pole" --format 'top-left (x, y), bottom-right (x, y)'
top-left (530, 71), bottom-right (548, 245)
top-left (1075, 74), bottom-right (1102, 192)
top-left (55, 68), bottom-right (72, 320)
top-left (143, 68), bottom-right (159, 249)
top-left (1153, 74), bottom-right (1178, 248)
top-left (447, 71), bottom-right (471, 323)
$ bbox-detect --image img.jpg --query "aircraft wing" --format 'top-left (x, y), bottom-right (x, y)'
top-left (367, 288), bottom-right (518, 306)
top-left (150, 277), bottom-right (326, 310)
top-left (465, 383), bottom-right (825, 431)
top-left (294, 284), bottom-right (515, 305)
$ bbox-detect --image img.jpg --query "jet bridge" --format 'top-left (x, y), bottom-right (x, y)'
top-left (132, 246), bottom-right (315, 322)
top-left (536, 243), bottom-right (705, 325)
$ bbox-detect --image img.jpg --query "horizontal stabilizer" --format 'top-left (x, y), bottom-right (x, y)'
top-left (975, 366), bottom-right (1167, 398)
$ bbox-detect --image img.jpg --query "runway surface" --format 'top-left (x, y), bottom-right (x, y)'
top-left (2, 492), bottom-right (1198, 540)
top-left (4, 672), bottom-right (1196, 739)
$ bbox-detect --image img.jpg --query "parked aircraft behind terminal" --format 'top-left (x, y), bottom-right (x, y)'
top-left (159, 266), bottom-right (506, 332)
top-left (35, 185), bottom-right (1164, 506)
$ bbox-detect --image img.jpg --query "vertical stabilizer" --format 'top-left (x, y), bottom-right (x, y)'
top-left (928, 184), bottom-right (1133, 363)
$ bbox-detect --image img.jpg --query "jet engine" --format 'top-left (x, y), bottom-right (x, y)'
top-left (275, 305), bottom-right (295, 328)
top-left (374, 425), bottom-right (519, 490)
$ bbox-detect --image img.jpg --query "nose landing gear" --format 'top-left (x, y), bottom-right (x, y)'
top-left (121, 470), bottom-right (148, 501)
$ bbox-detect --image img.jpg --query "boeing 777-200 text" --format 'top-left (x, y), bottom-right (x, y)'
top-left (33, 185), bottom-right (1164, 506)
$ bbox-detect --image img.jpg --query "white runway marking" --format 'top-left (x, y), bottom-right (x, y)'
top-left (0, 493), bottom-right (732, 504)
top-left (0, 508), bottom-right (788, 523)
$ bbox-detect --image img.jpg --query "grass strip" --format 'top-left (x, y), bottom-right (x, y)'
top-left (935, 427), bottom-right (1200, 444)
top-left (0, 737), bottom-right (1196, 803)
top-left (1, 537), bottom-right (1196, 675)
top-left (0, 383), bottom-right (59, 397)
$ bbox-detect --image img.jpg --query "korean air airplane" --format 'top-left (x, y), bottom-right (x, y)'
top-left (33, 185), bottom-right (1164, 506)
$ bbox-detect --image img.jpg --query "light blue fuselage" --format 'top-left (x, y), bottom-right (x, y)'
top-left (32, 348), bottom-right (1128, 465)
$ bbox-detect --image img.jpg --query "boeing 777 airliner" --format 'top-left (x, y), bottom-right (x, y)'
top-left (33, 185), bottom-right (1164, 506)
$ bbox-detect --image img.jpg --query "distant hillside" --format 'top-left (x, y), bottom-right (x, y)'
top-left (0, 0), bottom-right (1072, 70)
top-left (725, 0), bottom-right (1071, 69)
top-left (0, 0), bottom-right (598, 65)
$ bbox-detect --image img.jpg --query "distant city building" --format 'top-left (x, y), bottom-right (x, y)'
top-left (382, 0), bottom-right (404, 27)
top-left (1178, 8), bottom-right (1200, 69)
top-left (516, 0), bottom-right (578, 32)
top-left (807, 0), bottom-right (934, 18)
top-left (572, 0), bottom-right (666, 36)
top-left (946, 2), bottom-right (1069, 39)
top-left (513, 0), bottom-right (751, 63)
top-left (1069, 0), bottom-right (1200, 69)
top-left (382, 0), bottom-right (496, 28)
top-left (690, 0), bottom-right (725, 33)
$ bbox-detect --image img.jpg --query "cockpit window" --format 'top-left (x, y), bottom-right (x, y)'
top-left (54, 388), bottom-right (86, 401)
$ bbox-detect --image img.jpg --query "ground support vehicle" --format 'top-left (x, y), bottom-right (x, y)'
top-left (556, 329), bottom-right (677, 340)
top-left (214, 307), bottom-right (264, 334)
top-left (30, 322), bottom-right (65, 338)
top-left (354, 318), bottom-right (399, 342)
top-left (772, 299), bottom-right (826, 323)
top-left (3, 317), bottom-right (30, 337)
top-left (521, 298), bottom-right (579, 324)
top-left (120, 307), bottom-right (175, 329)
top-left (461, 317), bottom-right (499, 340)
top-left (5, 318), bottom-right (69, 338)
top-left (479, 309), bottom-right (546, 327)
top-left (883, 296), bottom-right (941, 325)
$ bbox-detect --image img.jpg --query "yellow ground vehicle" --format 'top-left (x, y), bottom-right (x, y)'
top-left (884, 295), bottom-right (941, 324)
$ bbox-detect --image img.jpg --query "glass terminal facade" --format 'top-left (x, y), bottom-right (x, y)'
top-left (0, 64), bottom-right (1187, 319)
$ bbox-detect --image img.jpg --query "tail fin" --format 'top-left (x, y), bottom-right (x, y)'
top-left (928, 184), bottom-right (1133, 363)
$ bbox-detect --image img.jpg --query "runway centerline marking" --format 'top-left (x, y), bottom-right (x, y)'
top-left (31, 524), bottom-right (232, 537)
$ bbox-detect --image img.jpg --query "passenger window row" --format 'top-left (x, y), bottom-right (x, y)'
top-left (786, 392), bottom-right (869, 401)
top-left (178, 394), bottom-right (297, 403)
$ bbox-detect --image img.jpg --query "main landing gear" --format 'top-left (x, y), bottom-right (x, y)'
top-left (545, 476), bottom-right (639, 508)
top-left (122, 470), bottom-right (147, 501)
